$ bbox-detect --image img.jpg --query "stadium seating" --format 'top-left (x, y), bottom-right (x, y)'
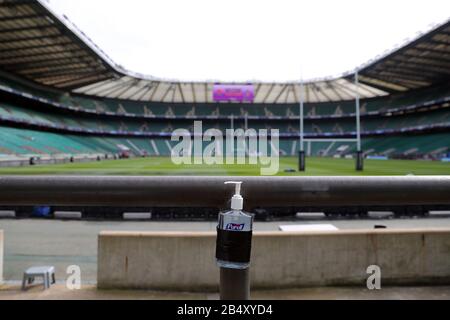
top-left (0, 124), bottom-right (448, 160)
top-left (0, 73), bottom-right (449, 161)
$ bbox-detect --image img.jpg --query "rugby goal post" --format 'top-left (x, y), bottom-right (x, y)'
top-left (298, 71), bottom-right (363, 171)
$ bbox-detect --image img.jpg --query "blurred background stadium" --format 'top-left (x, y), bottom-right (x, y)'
top-left (0, 0), bottom-right (448, 176)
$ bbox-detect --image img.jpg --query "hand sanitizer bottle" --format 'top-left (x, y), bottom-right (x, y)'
top-left (216, 181), bottom-right (253, 270)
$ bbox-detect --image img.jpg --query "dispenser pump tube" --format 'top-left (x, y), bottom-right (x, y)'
top-left (225, 181), bottom-right (243, 211)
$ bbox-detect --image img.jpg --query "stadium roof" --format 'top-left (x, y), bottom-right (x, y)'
top-left (0, 0), bottom-right (449, 104)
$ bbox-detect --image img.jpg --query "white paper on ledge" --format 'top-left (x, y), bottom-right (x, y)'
top-left (279, 224), bottom-right (339, 232)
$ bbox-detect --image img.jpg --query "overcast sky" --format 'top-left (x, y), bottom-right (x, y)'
top-left (46, 0), bottom-right (450, 82)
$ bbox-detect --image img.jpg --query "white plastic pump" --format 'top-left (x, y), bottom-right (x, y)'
top-left (225, 181), bottom-right (243, 211)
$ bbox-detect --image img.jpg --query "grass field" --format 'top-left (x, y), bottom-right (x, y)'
top-left (0, 157), bottom-right (448, 176)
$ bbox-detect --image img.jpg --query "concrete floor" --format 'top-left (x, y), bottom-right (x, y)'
top-left (1, 284), bottom-right (450, 300)
top-left (2, 217), bottom-right (450, 283)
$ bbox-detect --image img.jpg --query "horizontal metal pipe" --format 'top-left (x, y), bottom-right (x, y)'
top-left (0, 176), bottom-right (449, 208)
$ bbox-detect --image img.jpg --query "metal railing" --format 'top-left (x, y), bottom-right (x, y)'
top-left (0, 176), bottom-right (449, 209)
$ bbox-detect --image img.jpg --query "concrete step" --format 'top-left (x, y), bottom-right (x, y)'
top-left (54, 211), bottom-right (82, 220)
top-left (429, 211), bottom-right (450, 217)
top-left (0, 210), bottom-right (16, 218)
top-left (368, 211), bottom-right (394, 219)
top-left (296, 212), bottom-right (326, 219)
top-left (123, 212), bottom-right (152, 220)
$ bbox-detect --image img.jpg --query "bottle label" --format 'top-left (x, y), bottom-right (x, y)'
top-left (216, 227), bottom-right (252, 265)
top-left (225, 223), bottom-right (246, 231)
top-left (219, 211), bottom-right (252, 232)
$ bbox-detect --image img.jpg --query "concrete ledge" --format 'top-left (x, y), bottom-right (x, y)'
top-left (98, 228), bottom-right (450, 291)
top-left (123, 212), bottom-right (152, 220)
top-left (54, 211), bottom-right (82, 220)
top-left (0, 230), bottom-right (3, 284)
top-left (0, 211), bottom-right (15, 218)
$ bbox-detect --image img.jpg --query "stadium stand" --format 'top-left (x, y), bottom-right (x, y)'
top-left (0, 77), bottom-right (449, 160)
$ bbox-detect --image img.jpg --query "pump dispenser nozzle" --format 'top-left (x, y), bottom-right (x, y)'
top-left (225, 181), bottom-right (243, 211)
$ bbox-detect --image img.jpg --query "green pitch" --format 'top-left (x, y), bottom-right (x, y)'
top-left (0, 157), bottom-right (448, 176)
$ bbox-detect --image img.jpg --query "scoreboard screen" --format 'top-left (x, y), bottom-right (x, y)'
top-left (213, 84), bottom-right (254, 103)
